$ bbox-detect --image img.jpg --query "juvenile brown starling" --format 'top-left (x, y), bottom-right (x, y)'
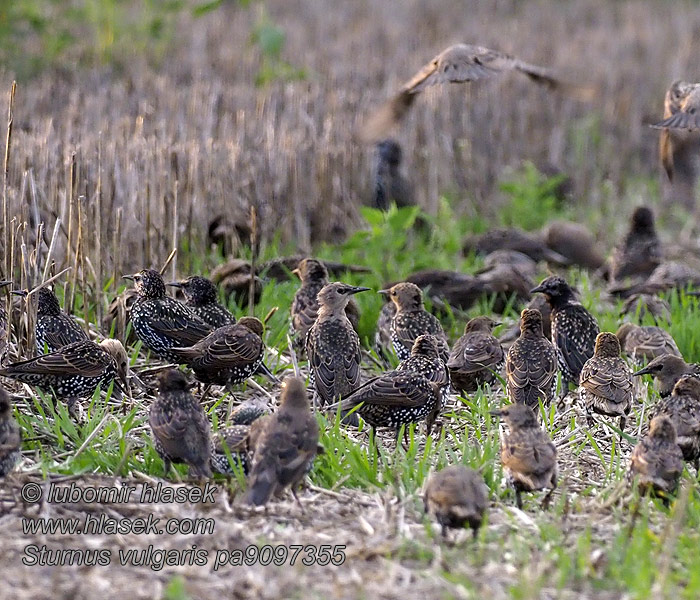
top-left (629, 415), bottom-right (683, 498)
top-left (209, 259), bottom-right (263, 307)
top-left (615, 322), bottom-right (681, 364)
top-left (463, 228), bottom-right (569, 265)
top-left (150, 369), bottom-right (212, 478)
top-left (493, 403), bottom-right (557, 509)
top-left (499, 295), bottom-right (553, 347)
top-left (620, 294), bottom-right (671, 325)
top-left (167, 276), bottom-right (236, 329)
top-left (124, 269), bottom-right (212, 362)
top-left (541, 220), bottom-right (605, 271)
top-left (0, 339), bottom-right (129, 408)
top-left (306, 282), bottom-right (369, 407)
top-left (290, 259), bottom-right (360, 354)
top-left (359, 44), bottom-right (564, 142)
top-left (242, 377), bottom-right (319, 506)
top-left (14, 287), bottom-right (90, 354)
top-left (423, 465), bottom-right (488, 537)
top-left (381, 282), bottom-right (449, 362)
top-left (531, 276), bottom-right (599, 392)
top-left (608, 207), bottom-right (662, 284)
top-left (579, 333), bottom-right (633, 431)
top-left (447, 317), bottom-right (504, 393)
top-left (169, 317), bottom-right (276, 386)
top-left (372, 139), bottom-right (414, 209)
top-left (0, 387), bottom-right (20, 476)
top-left (653, 376), bottom-right (700, 471)
top-left (633, 354), bottom-right (700, 398)
top-left (397, 334), bottom-right (451, 398)
top-left (375, 298), bottom-right (396, 360)
top-left (505, 309), bottom-right (558, 409)
top-left (257, 256), bottom-right (371, 282)
top-left (482, 250), bottom-right (538, 280)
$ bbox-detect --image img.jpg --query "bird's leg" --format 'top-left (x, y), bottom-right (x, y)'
top-left (66, 398), bottom-right (83, 422)
top-left (619, 416), bottom-right (626, 439)
top-left (291, 487), bottom-right (305, 515)
top-left (471, 526), bottom-right (479, 541)
top-left (541, 481), bottom-right (557, 510)
top-left (515, 489), bottom-right (523, 510)
top-left (199, 384), bottom-right (212, 406)
top-left (694, 458), bottom-right (699, 477)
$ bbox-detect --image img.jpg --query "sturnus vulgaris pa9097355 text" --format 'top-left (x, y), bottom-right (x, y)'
top-left (290, 259), bottom-right (360, 355)
top-left (579, 333), bottom-right (633, 431)
top-left (124, 269), bottom-right (212, 363)
top-left (0, 339), bottom-right (129, 408)
top-left (167, 275), bottom-right (236, 329)
top-left (0, 387), bottom-right (20, 476)
top-left (447, 316), bottom-right (504, 394)
top-left (506, 309), bottom-right (558, 410)
top-left (149, 369), bottom-right (212, 479)
top-left (169, 317), bottom-right (275, 386)
top-left (531, 276), bottom-right (599, 393)
top-left (633, 354), bottom-right (700, 398)
top-left (653, 376), bottom-right (700, 471)
top-left (493, 403), bottom-right (557, 509)
top-left (381, 282), bottom-right (449, 362)
top-left (629, 415), bottom-right (683, 498)
top-left (609, 207), bottom-right (662, 284)
top-left (306, 283), bottom-right (369, 407)
top-left (615, 322), bottom-right (681, 364)
top-left (423, 465), bottom-right (488, 538)
top-left (242, 377), bottom-right (319, 507)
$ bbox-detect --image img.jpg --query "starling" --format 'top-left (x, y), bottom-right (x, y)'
top-left (620, 294), bottom-right (671, 325)
top-left (290, 259), bottom-right (360, 354)
top-left (531, 276), bottom-right (599, 392)
top-left (482, 250), bottom-right (538, 280)
top-left (493, 403), bottom-right (557, 509)
top-left (499, 294), bottom-right (553, 347)
top-left (633, 354), bottom-right (700, 398)
top-left (169, 317), bottom-right (276, 386)
top-left (257, 256), bottom-right (371, 283)
top-left (372, 139), bottom-right (414, 210)
top-left (652, 81), bottom-right (700, 134)
top-left (505, 308), bottom-right (558, 410)
top-left (629, 415), bottom-right (683, 498)
top-left (167, 275), bottom-right (236, 329)
top-left (381, 282), bottom-right (449, 363)
top-left (0, 387), bottom-right (20, 476)
top-left (242, 377), bottom-right (319, 507)
top-left (579, 332), bottom-right (633, 431)
top-left (306, 282), bottom-right (369, 407)
top-left (541, 220), bottom-right (605, 271)
top-left (210, 424), bottom-right (253, 475)
top-left (463, 228), bottom-right (569, 265)
top-left (0, 339), bottom-right (129, 408)
top-left (653, 376), bottom-right (700, 470)
top-left (608, 207), bottom-right (662, 284)
top-left (375, 298), bottom-right (396, 361)
top-left (610, 261), bottom-right (700, 297)
top-left (397, 334), bottom-right (451, 399)
top-left (124, 269), bottom-right (212, 362)
top-left (423, 465), bottom-right (488, 538)
top-left (359, 44), bottom-right (566, 142)
top-left (615, 322), bottom-right (681, 364)
top-left (229, 398), bottom-right (270, 425)
top-left (209, 259), bottom-right (263, 307)
top-left (149, 369), bottom-right (212, 478)
top-left (447, 317), bottom-right (504, 393)
top-left (14, 287), bottom-right (90, 354)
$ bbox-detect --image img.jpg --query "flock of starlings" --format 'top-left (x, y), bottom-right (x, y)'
top-left (1, 42), bottom-right (700, 537)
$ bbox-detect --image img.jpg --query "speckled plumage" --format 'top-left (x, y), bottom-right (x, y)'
top-left (125, 269), bottom-right (212, 363)
top-left (494, 403), bottom-right (557, 509)
top-left (609, 207), bottom-right (662, 284)
top-left (168, 275), bottom-right (236, 329)
top-left (616, 322), bottom-right (681, 364)
top-left (633, 354), bottom-right (700, 398)
top-left (629, 415), bottom-right (683, 497)
top-left (0, 387), bottom-right (20, 476)
top-left (229, 398), bottom-right (270, 426)
top-left (531, 276), bottom-right (599, 392)
top-left (447, 317), bottom-right (504, 393)
top-left (423, 465), bottom-right (488, 537)
top-left (149, 369), bottom-right (212, 478)
top-left (653, 376), bottom-right (700, 469)
top-left (506, 309), bottom-right (558, 409)
top-left (210, 424), bottom-right (253, 475)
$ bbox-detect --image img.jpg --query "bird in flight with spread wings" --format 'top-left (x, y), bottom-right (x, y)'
top-left (358, 43), bottom-right (574, 142)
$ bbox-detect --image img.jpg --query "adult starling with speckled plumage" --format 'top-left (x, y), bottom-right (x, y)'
top-left (210, 424), bottom-right (253, 475)
top-left (229, 398), bottom-right (270, 426)
top-left (150, 369), bottom-right (211, 478)
top-left (290, 259), bottom-right (360, 354)
top-left (609, 207), bottom-right (662, 284)
top-left (629, 415), bottom-right (683, 498)
top-left (306, 282), bottom-right (370, 407)
top-left (505, 309), bottom-right (558, 410)
top-left (615, 322), bottom-right (681, 364)
top-left (448, 317), bottom-right (504, 393)
top-left (167, 276), bottom-right (236, 329)
top-left (397, 335), bottom-right (451, 404)
top-left (372, 139), bottom-right (414, 210)
top-left (169, 317), bottom-right (276, 386)
top-left (579, 333), bottom-right (633, 431)
top-left (124, 269), bottom-right (212, 362)
top-left (0, 339), bottom-right (129, 410)
top-left (381, 282), bottom-right (449, 363)
top-left (423, 465), bottom-right (488, 538)
top-left (0, 387), bottom-right (20, 476)
top-left (633, 354), bottom-right (700, 397)
top-left (13, 287), bottom-right (89, 354)
top-left (492, 403), bottom-right (557, 509)
top-left (531, 276), bottom-right (599, 393)
top-left (653, 376), bottom-right (700, 471)
top-left (243, 377), bottom-right (319, 507)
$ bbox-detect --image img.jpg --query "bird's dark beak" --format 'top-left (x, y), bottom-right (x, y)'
top-left (489, 409), bottom-right (503, 417)
top-left (166, 281), bottom-right (183, 288)
top-left (493, 322), bottom-right (503, 327)
top-left (530, 285), bottom-right (545, 294)
top-left (10, 289), bottom-right (28, 297)
top-left (349, 286), bottom-right (371, 295)
top-left (377, 289), bottom-right (390, 295)
top-left (122, 275), bottom-right (135, 281)
top-left (633, 366), bottom-right (653, 377)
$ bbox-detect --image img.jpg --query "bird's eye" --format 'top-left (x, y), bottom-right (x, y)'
top-left (690, 108), bottom-right (697, 115)
top-left (391, 291), bottom-right (397, 296)
top-left (339, 288), bottom-right (349, 295)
